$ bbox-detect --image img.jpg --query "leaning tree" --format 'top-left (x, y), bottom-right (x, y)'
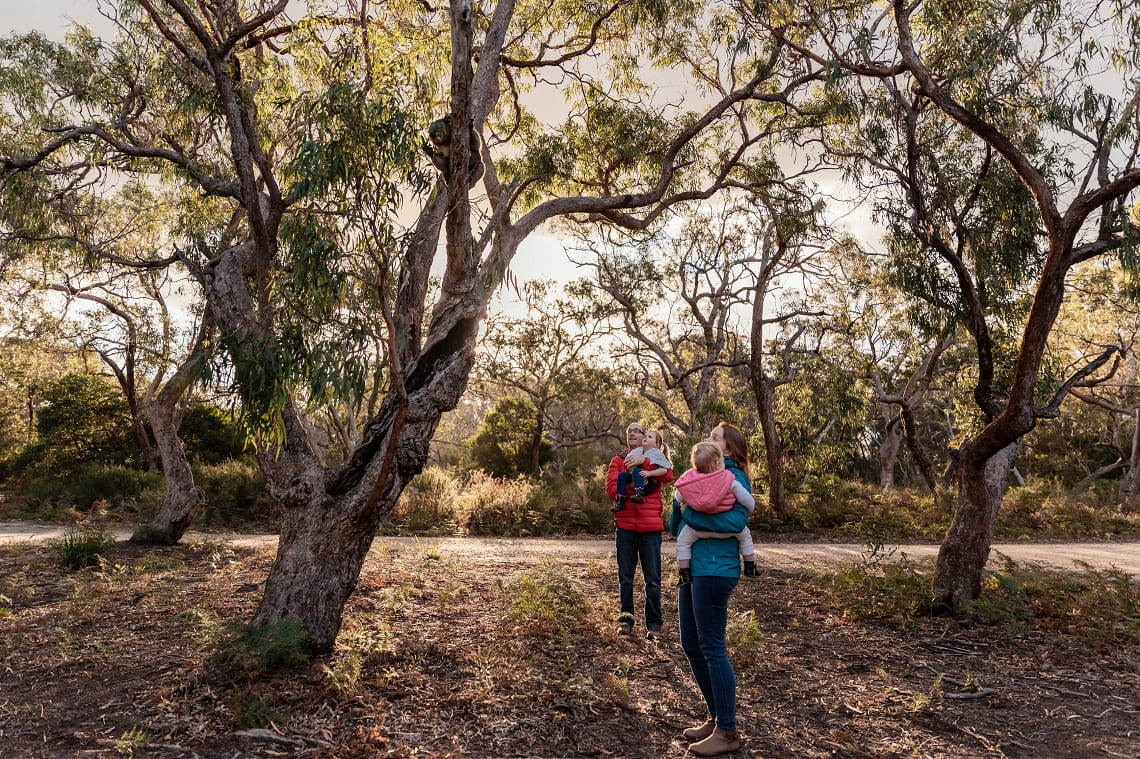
top-left (765, 0), bottom-right (1140, 611)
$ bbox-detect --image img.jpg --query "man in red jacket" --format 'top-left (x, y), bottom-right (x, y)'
top-left (607, 422), bottom-right (674, 639)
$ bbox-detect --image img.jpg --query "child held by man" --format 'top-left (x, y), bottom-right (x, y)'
top-left (673, 441), bottom-right (757, 585)
top-left (612, 429), bottom-right (671, 513)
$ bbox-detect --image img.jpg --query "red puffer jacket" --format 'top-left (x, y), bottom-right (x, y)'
top-left (606, 449), bottom-right (674, 533)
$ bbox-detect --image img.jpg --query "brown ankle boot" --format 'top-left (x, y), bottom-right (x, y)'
top-left (682, 717), bottom-right (715, 741)
top-left (688, 727), bottom-right (741, 756)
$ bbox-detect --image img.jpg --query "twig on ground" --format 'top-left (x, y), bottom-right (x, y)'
top-left (946, 687), bottom-right (997, 700)
top-left (961, 725), bottom-right (1008, 757)
top-left (233, 728), bottom-right (308, 746)
top-left (923, 663), bottom-right (967, 687)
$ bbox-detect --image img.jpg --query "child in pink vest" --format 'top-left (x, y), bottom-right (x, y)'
top-left (674, 441), bottom-right (756, 585)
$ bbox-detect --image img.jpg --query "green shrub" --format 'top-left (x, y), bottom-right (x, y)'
top-left (816, 554), bottom-right (1139, 645)
top-left (193, 459), bottom-right (274, 526)
top-left (207, 620), bottom-right (309, 678)
top-left (544, 467), bottom-right (613, 533)
top-left (782, 483), bottom-right (950, 540)
top-left (52, 528), bottom-right (117, 570)
top-left (465, 396), bottom-right (553, 477)
top-left (390, 467), bottom-right (458, 534)
top-left (997, 480), bottom-right (1140, 538)
top-left (973, 559), bottom-right (1140, 644)
top-left (180, 402), bottom-right (247, 464)
top-left (114, 725), bottom-right (150, 756)
top-left (323, 648), bottom-right (363, 700)
top-left (24, 464), bottom-right (162, 513)
top-left (818, 557), bottom-right (935, 625)
top-left (33, 373), bottom-right (138, 469)
top-left (726, 609), bottom-right (769, 667)
top-left (459, 472), bottom-right (542, 536)
top-left (458, 469), bottom-right (610, 536)
top-left (501, 561), bottom-right (592, 637)
top-left (230, 689), bottom-right (284, 729)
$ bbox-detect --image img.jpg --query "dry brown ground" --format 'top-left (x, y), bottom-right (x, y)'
top-left (1, 537), bottom-right (1137, 759)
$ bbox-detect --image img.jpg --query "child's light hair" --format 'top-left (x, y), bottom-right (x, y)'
top-left (645, 429), bottom-right (670, 460)
top-left (690, 442), bottom-right (724, 474)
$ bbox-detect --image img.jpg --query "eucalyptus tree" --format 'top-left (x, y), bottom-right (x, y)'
top-left (473, 279), bottom-right (618, 469)
top-left (740, 191), bottom-right (829, 517)
top-left (3, 0), bottom-right (821, 652)
top-left (574, 203), bottom-right (751, 436)
top-left (44, 271), bottom-right (180, 472)
top-left (763, 0), bottom-right (1140, 611)
top-left (1046, 264), bottom-right (1140, 499)
top-left (579, 192), bottom-right (827, 516)
top-left (0, 315), bottom-right (86, 461)
top-left (808, 241), bottom-right (954, 491)
top-left (0, 141), bottom-right (222, 542)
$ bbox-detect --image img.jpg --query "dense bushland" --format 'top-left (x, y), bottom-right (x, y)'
top-left (3, 364), bottom-right (1140, 542)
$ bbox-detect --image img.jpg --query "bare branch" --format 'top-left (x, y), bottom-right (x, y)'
top-left (1036, 345), bottom-right (1122, 418)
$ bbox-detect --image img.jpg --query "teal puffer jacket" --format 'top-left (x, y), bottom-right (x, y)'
top-left (668, 457), bottom-right (751, 578)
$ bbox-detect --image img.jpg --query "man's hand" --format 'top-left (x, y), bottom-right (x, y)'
top-left (624, 454), bottom-right (641, 470)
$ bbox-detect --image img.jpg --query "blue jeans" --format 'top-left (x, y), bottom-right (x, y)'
top-left (615, 529), bottom-right (663, 631)
top-left (679, 575), bottom-right (738, 730)
top-left (616, 468), bottom-right (658, 498)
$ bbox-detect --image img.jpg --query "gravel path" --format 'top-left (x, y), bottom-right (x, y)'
top-left (4, 520), bottom-right (1139, 574)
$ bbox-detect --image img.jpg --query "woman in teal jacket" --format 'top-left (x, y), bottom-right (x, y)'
top-left (667, 422), bottom-right (752, 756)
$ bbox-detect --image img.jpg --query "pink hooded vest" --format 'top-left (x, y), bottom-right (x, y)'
top-left (674, 468), bottom-right (736, 513)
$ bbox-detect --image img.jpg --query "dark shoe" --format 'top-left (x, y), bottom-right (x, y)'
top-left (646, 627), bottom-right (661, 641)
top-left (611, 497), bottom-right (626, 513)
top-left (631, 487), bottom-right (645, 504)
top-left (617, 614), bottom-right (635, 636)
top-left (743, 561), bottom-right (757, 577)
top-left (682, 718), bottom-right (716, 742)
top-left (677, 567), bottom-right (692, 586)
top-left (689, 727), bottom-right (741, 755)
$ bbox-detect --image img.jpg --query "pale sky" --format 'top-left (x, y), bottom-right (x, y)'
top-left (4, 1), bottom-right (879, 321)
top-left (4, 1), bottom-right (590, 316)
top-left (6, 1), bottom-right (116, 39)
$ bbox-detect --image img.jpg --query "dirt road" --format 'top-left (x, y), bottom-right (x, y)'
top-left (3, 520), bottom-right (1139, 574)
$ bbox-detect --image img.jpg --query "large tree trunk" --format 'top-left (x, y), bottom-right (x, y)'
top-left (138, 399), bottom-right (204, 544)
top-left (255, 316), bottom-right (480, 651)
top-left (132, 313), bottom-right (214, 545)
top-left (253, 491), bottom-right (375, 651)
top-left (932, 440), bottom-right (1019, 612)
top-left (755, 377), bottom-right (787, 518)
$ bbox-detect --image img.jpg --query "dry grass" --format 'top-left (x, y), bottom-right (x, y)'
top-left (0, 537), bottom-right (1137, 758)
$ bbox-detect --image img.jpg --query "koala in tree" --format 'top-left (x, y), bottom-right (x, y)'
top-left (422, 115), bottom-right (484, 183)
